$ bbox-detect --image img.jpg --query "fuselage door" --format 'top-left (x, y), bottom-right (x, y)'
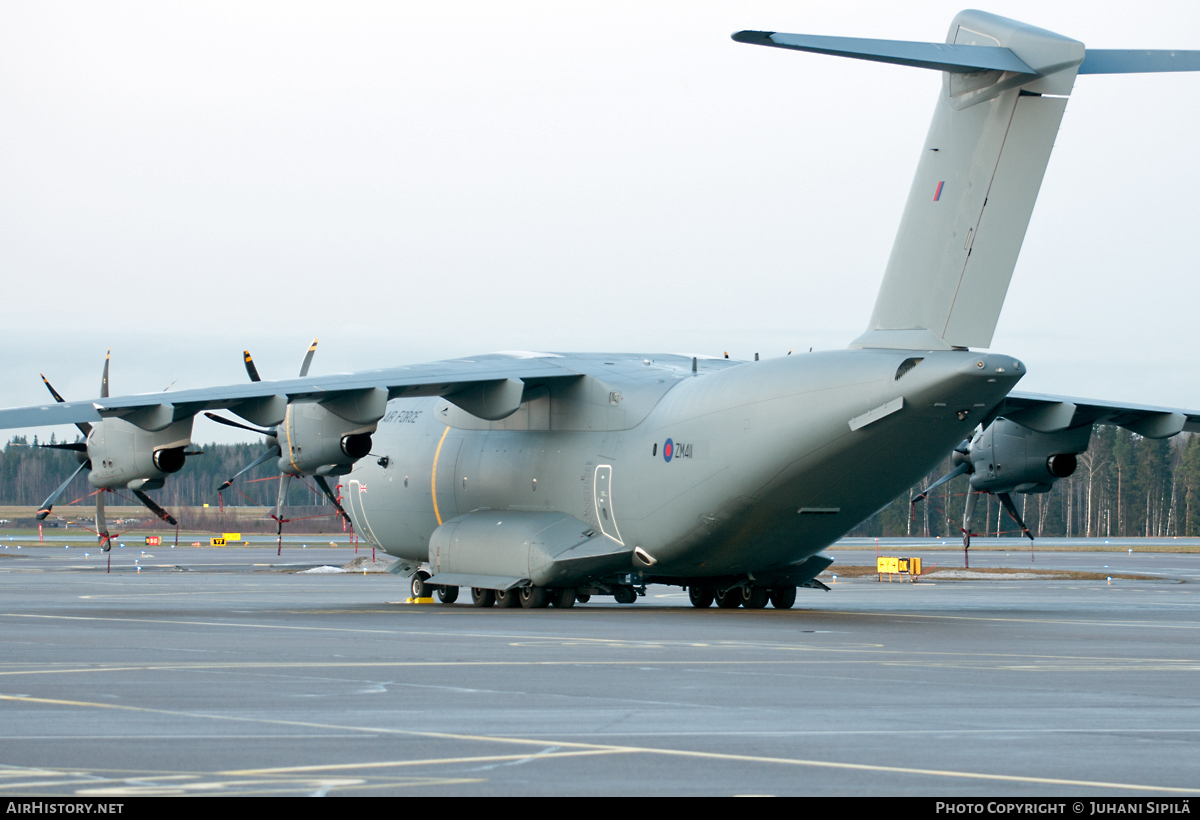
top-left (346, 479), bottom-right (382, 548)
top-left (593, 464), bottom-right (624, 545)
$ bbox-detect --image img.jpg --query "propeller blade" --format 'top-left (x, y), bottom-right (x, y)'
top-left (203, 412), bottom-right (275, 437)
top-left (243, 350), bottom-right (261, 382)
top-left (962, 490), bottom-right (979, 550)
top-left (36, 460), bottom-right (89, 520)
top-left (96, 491), bottom-right (111, 552)
top-left (40, 442), bottom-right (88, 452)
top-left (299, 338), bottom-right (318, 378)
top-left (276, 472), bottom-right (292, 516)
top-left (41, 374), bottom-right (92, 437)
top-left (183, 450), bottom-right (205, 456)
top-left (216, 445), bottom-right (281, 492)
top-left (275, 473), bottom-right (292, 555)
top-left (996, 491), bottom-right (1034, 542)
top-left (100, 349), bottom-right (110, 399)
top-left (313, 475), bottom-right (348, 519)
top-left (132, 489), bottom-right (178, 527)
top-left (911, 462), bottom-right (970, 504)
top-left (40, 373), bottom-right (67, 403)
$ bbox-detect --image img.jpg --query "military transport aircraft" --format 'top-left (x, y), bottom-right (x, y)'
top-left (5, 10), bottom-right (1200, 608)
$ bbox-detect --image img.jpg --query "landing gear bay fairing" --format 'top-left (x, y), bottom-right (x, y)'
top-left (6, 11), bottom-right (1200, 606)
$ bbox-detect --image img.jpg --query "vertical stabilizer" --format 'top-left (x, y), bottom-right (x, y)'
top-left (855, 12), bottom-right (1083, 350)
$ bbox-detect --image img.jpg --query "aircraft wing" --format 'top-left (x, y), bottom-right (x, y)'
top-left (1000, 391), bottom-right (1200, 438)
top-left (0, 354), bottom-right (582, 430)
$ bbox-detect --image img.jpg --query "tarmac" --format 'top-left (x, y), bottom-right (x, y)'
top-left (1, 543), bottom-right (1198, 796)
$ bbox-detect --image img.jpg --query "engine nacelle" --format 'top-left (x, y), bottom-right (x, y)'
top-left (86, 417), bottom-right (195, 490)
top-left (967, 418), bottom-right (1091, 495)
top-left (277, 399), bottom-right (380, 476)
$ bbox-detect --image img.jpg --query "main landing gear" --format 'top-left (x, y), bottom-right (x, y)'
top-left (410, 571), bottom-right (626, 608)
top-left (466, 586), bottom-right (579, 608)
top-left (689, 585), bottom-right (797, 610)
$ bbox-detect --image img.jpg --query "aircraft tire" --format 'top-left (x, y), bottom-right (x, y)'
top-left (437, 585), bottom-right (459, 604)
top-left (495, 588), bottom-right (522, 608)
top-left (550, 588), bottom-right (577, 608)
top-left (576, 593), bottom-right (591, 604)
top-left (742, 587), bottom-right (770, 609)
top-left (470, 587), bottom-right (495, 607)
top-left (613, 585), bottom-right (637, 604)
top-left (520, 586), bottom-right (550, 608)
top-left (715, 588), bottom-right (742, 609)
top-left (688, 587), bottom-right (715, 608)
top-left (769, 586), bottom-right (797, 609)
top-left (411, 571), bottom-right (431, 599)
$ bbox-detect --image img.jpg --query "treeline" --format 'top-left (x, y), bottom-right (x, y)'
top-left (0, 436), bottom-right (333, 509)
top-left (851, 426), bottom-right (1200, 539)
top-left (8, 427), bottom-right (1200, 540)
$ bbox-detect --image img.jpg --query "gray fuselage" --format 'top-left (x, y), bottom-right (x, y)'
top-left (345, 349), bottom-right (1021, 581)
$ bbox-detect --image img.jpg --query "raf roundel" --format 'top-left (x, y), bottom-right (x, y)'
top-left (663, 438), bottom-right (674, 462)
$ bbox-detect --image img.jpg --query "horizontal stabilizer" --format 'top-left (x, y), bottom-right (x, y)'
top-left (732, 31), bottom-right (1035, 74)
top-left (1079, 49), bottom-right (1200, 74)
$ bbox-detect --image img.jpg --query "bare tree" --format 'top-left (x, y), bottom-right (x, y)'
top-left (1077, 449), bottom-right (1108, 537)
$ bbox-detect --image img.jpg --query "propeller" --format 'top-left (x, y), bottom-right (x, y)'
top-left (210, 339), bottom-right (346, 555)
top-left (38, 350), bottom-right (184, 553)
top-left (911, 435), bottom-right (1033, 568)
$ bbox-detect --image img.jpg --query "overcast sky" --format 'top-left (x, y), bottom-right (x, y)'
top-left (3, 1), bottom-right (1199, 445)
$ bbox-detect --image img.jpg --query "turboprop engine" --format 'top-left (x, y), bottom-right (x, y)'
top-left (205, 340), bottom-right (392, 551)
top-left (964, 418), bottom-right (1090, 496)
top-left (85, 416), bottom-right (195, 491)
top-left (36, 352), bottom-right (201, 543)
top-left (275, 392), bottom-right (385, 477)
top-left (914, 418), bottom-right (1093, 551)
top-left (208, 342), bottom-right (388, 525)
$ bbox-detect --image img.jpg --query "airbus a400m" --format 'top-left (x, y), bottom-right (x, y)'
top-left (6, 10), bottom-right (1200, 608)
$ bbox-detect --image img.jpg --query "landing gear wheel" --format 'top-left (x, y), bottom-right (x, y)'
top-left (550, 588), bottom-right (577, 608)
top-left (613, 585), bottom-right (637, 604)
top-left (688, 587), bottom-right (715, 608)
top-left (495, 588), bottom-right (521, 608)
top-left (436, 585), bottom-right (459, 604)
top-left (520, 586), bottom-right (550, 608)
top-left (742, 587), bottom-right (769, 609)
top-left (715, 588), bottom-right (742, 609)
top-left (575, 593), bottom-right (591, 604)
top-left (769, 586), bottom-right (797, 609)
top-left (470, 587), bottom-right (495, 608)
top-left (411, 570), bottom-right (431, 599)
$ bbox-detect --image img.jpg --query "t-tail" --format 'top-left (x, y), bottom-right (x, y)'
top-left (735, 10), bottom-right (1200, 351)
